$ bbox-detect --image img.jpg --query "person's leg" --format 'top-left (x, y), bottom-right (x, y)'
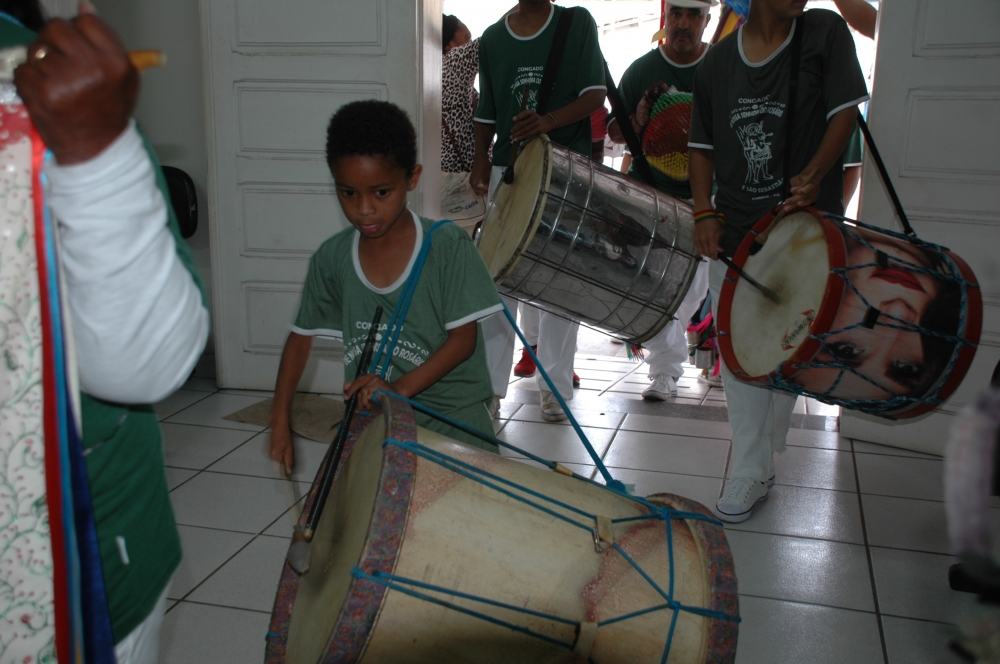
top-left (519, 302), bottom-right (540, 346)
top-left (708, 259), bottom-right (794, 521)
top-left (534, 313), bottom-right (578, 421)
top-left (114, 583), bottom-right (169, 664)
top-left (481, 165), bottom-right (518, 398)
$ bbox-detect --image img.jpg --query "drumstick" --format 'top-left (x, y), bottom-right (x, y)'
top-left (0, 46), bottom-right (166, 80)
top-left (503, 81), bottom-right (532, 185)
top-left (286, 306), bottom-right (383, 576)
top-left (719, 255), bottom-right (781, 304)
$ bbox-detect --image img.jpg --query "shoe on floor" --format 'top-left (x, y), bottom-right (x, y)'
top-left (514, 346), bottom-right (537, 377)
top-left (642, 375), bottom-right (677, 401)
top-left (767, 456), bottom-right (775, 487)
top-left (488, 396), bottom-right (501, 420)
top-left (716, 477), bottom-right (769, 523)
top-left (540, 390), bottom-right (568, 422)
top-left (698, 372), bottom-right (723, 388)
top-left (573, 371), bottom-right (580, 388)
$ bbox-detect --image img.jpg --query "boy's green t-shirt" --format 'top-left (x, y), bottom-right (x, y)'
top-left (294, 216), bottom-right (503, 427)
top-left (475, 4), bottom-right (606, 165)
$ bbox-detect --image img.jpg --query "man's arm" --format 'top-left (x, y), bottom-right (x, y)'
top-left (785, 107), bottom-right (859, 209)
top-left (690, 147), bottom-right (724, 259)
top-left (608, 81), bottom-right (670, 145)
top-left (345, 322), bottom-right (478, 408)
top-left (470, 120), bottom-right (495, 196)
top-left (18, 15), bottom-right (208, 404)
top-left (832, 0), bottom-right (877, 39)
top-left (510, 88), bottom-right (606, 143)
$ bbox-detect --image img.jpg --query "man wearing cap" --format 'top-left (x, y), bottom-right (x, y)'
top-left (606, 0), bottom-right (716, 402)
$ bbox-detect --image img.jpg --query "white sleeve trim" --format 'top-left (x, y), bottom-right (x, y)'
top-left (444, 303), bottom-right (505, 330)
top-left (291, 325), bottom-right (344, 340)
top-left (688, 142), bottom-right (714, 150)
top-left (578, 85), bottom-right (608, 96)
top-left (47, 121), bottom-right (209, 404)
top-left (843, 161), bottom-right (862, 168)
top-left (827, 96), bottom-right (870, 121)
top-left (473, 117), bottom-right (497, 124)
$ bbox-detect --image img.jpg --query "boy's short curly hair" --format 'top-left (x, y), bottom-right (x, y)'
top-left (325, 100), bottom-right (418, 175)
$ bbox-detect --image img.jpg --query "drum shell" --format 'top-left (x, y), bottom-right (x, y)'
top-left (717, 207), bottom-right (982, 419)
top-left (266, 397), bottom-right (739, 663)
top-left (478, 137), bottom-right (699, 345)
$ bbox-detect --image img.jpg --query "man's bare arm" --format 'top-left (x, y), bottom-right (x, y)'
top-left (832, 0), bottom-right (877, 39)
top-left (510, 88), bottom-right (606, 142)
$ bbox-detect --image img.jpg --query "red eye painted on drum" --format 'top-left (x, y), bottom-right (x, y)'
top-left (333, 155), bottom-right (422, 239)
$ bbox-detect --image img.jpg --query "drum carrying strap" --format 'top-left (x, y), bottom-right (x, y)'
top-left (603, 61), bottom-right (656, 187)
top-left (535, 7), bottom-right (576, 118)
top-left (780, 14), bottom-right (804, 201)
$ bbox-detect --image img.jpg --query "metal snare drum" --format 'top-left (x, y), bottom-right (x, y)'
top-left (477, 135), bottom-right (699, 344)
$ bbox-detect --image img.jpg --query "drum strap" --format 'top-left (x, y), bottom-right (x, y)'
top-left (603, 60), bottom-right (656, 187)
top-left (780, 14), bottom-right (804, 202)
top-left (856, 113), bottom-right (916, 236)
top-left (535, 7), bottom-right (576, 117)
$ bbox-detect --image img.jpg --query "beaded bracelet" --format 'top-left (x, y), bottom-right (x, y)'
top-left (693, 209), bottom-right (718, 224)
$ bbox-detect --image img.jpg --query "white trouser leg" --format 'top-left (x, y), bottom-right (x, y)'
top-left (114, 583), bottom-right (169, 664)
top-left (518, 303), bottom-right (540, 347)
top-left (643, 260), bottom-right (711, 379)
top-left (482, 166), bottom-right (518, 397)
top-left (534, 313), bottom-right (578, 400)
top-left (708, 259), bottom-right (795, 482)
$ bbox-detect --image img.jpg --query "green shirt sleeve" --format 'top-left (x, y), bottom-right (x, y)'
top-left (474, 36), bottom-right (497, 124)
top-left (574, 10), bottom-right (607, 96)
top-left (822, 15), bottom-right (870, 119)
top-left (688, 57), bottom-right (714, 150)
top-left (435, 222), bottom-right (503, 329)
top-left (294, 239), bottom-right (346, 337)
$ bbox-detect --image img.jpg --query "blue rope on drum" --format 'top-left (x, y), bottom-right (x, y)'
top-left (767, 215), bottom-right (979, 418)
top-left (355, 220), bottom-right (739, 658)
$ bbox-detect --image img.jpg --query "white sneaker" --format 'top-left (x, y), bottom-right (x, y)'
top-left (540, 390), bottom-right (568, 422)
top-left (642, 375), bottom-right (677, 401)
top-left (698, 372), bottom-right (724, 388)
top-left (716, 477), bottom-right (769, 523)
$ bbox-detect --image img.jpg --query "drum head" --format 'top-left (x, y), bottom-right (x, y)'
top-left (477, 136), bottom-right (552, 282)
top-left (721, 210), bottom-right (844, 380)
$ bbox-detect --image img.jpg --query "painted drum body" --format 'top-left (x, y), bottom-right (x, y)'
top-left (717, 207), bottom-right (982, 419)
top-left (266, 396), bottom-right (739, 663)
top-left (476, 135), bottom-right (699, 345)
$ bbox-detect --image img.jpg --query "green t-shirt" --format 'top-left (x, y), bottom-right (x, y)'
top-left (0, 16), bottom-right (204, 641)
top-left (610, 45), bottom-right (709, 199)
top-left (475, 5), bottom-right (606, 166)
top-left (689, 9), bottom-right (869, 255)
top-left (294, 216), bottom-right (503, 428)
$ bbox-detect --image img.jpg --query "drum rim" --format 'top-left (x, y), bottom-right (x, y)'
top-left (716, 206), bottom-right (847, 387)
top-left (265, 398), bottom-right (418, 663)
top-left (479, 135), bottom-right (553, 284)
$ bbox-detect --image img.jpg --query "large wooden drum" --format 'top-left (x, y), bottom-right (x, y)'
top-left (477, 135), bottom-right (699, 344)
top-left (717, 207), bottom-right (982, 419)
top-left (266, 396), bottom-right (739, 663)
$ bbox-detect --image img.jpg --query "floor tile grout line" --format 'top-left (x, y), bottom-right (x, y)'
top-left (155, 389), bottom-right (217, 422)
top-left (850, 436), bottom-right (890, 664)
top-left (737, 592), bottom-right (879, 615)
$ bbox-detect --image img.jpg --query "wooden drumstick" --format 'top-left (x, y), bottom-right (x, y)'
top-left (719, 255), bottom-right (781, 304)
top-left (286, 306), bottom-right (383, 576)
top-left (503, 81), bottom-right (532, 185)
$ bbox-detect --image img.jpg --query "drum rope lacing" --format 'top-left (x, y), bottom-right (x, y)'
top-left (356, 398), bottom-right (739, 661)
top-left (768, 215), bottom-right (978, 417)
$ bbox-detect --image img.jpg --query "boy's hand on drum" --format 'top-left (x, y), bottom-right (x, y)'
top-left (695, 216), bottom-right (724, 259)
top-left (345, 374), bottom-right (396, 410)
top-left (267, 424), bottom-right (296, 476)
top-left (785, 167), bottom-right (821, 210)
top-left (510, 110), bottom-right (556, 143)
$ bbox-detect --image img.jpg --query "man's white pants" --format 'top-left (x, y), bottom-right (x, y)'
top-left (480, 165), bottom-right (579, 400)
top-left (708, 259), bottom-right (796, 482)
top-left (114, 583), bottom-right (169, 664)
top-left (643, 260), bottom-right (711, 379)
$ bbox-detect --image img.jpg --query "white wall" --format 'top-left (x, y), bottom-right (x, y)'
top-left (93, 0), bottom-right (215, 350)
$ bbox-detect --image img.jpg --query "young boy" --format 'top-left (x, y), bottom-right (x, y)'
top-left (268, 101), bottom-right (503, 473)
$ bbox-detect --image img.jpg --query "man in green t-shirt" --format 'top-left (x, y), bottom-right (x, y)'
top-left (4, 10), bottom-right (208, 662)
top-left (470, 0), bottom-right (606, 423)
top-left (268, 101), bottom-right (503, 473)
top-left (607, 0), bottom-right (715, 401)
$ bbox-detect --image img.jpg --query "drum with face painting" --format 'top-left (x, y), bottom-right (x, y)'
top-left (717, 207), bottom-right (982, 419)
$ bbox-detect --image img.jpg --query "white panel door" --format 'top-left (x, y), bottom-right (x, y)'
top-left (200, 0), bottom-right (443, 391)
top-left (840, 0), bottom-right (1000, 454)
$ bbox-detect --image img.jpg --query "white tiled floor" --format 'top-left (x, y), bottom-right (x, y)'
top-left (155, 341), bottom-right (973, 663)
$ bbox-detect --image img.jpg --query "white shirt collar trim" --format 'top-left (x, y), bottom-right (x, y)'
top-left (738, 20), bottom-right (796, 68)
top-left (351, 210), bottom-right (422, 295)
top-left (658, 43), bottom-right (710, 68)
top-left (505, 4), bottom-right (555, 41)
